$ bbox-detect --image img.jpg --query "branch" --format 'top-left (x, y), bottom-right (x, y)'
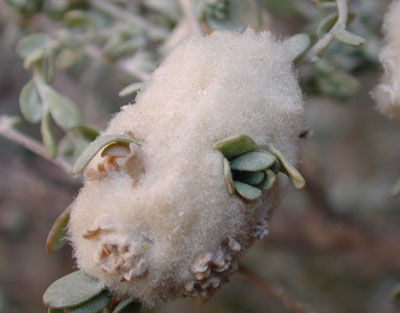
top-left (0, 115), bottom-right (73, 174)
top-left (238, 264), bottom-right (321, 313)
top-left (178, 0), bottom-right (203, 35)
top-left (307, 0), bottom-right (349, 62)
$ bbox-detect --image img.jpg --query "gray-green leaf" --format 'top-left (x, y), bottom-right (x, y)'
top-left (73, 135), bottom-right (140, 174)
top-left (113, 297), bottom-right (141, 313)
top-left (43, 271), bottom-right (104, 309)
top-left (223, 157), bottom-right (235, 194)
top-left (19, 79), bottom-right (42, 124)
top-left (67, 292), bottom-right (111, 313)
top-left (17, 33), bottom-right (53, 59)
top-left (230, 151), bottom-right (276, 172)
top-left (284, 33), bottom-right (311, 63)
top-left (258, 169), bottom-right (277, 190)
top-left (266, 145), bottom-right (305, 189)
top-left (213, 135), bottom-right (257, 160)
top-left (44, 86), bottom-right (81, 130)
top-left (235, 171), bottom-right (265, 186)
top-left (317, 12), bottom-right (355, 39)
top-left (41, 111), bottom-right (58, 158)
top-left (233, 181), bottom-right (262, 201)
top-left (331, 24), bottom-right (365, 47)
top-left (119, 82), bottom-right (144, 97)
top-left (46, 203), bottom-right (72, 253)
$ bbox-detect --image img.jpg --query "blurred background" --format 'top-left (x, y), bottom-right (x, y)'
top-left (0, 0), bottom-right (399, 312)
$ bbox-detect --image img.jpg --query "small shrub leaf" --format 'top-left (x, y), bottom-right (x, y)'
top-left (46, 203), bottom-right (72, 253)
top-left (73, 135), bottom-right (140, 174)
top-left (331, 24), bottom-right (365, 47)
top-left (258, 169), bottom-right (277, 190)
top-left (113, 297), bottom-right (142, 313)
top-left (223, 157), bottom-right (235, 194)
top-left (67, 292), bottom-right (111, 313)
top-left (235, 171), bottom-right (265, 186)
top-left (19, 79), bottom-right (42, 124)
top-left (119, 82), bottom-right (144, 97)
top-left (284, 33), bottom-right (311, 63)
top-left (41, 111), bottom-right (58, 158)
top-left (230, 151), bottom-right (276, 172)
top-left (233, 181), bottom-right (262, 200)
top-left (43, 271), bottom-right (104, 309)
top-left (213, 135), bottom-right (257, 160)
top-left (17, 33), bottom-right (52, 59)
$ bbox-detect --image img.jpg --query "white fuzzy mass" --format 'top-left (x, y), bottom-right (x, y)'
top-left (373, 0), bottom-right (400, 123)
top-left (69, 29), bottom-right (305, 306)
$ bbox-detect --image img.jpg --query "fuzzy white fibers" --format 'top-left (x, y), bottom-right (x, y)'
top-left (69, 29), bottom-right (304, 306)
top-left (373, 0), bottom-right (400, 122)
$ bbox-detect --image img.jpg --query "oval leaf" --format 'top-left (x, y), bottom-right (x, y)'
top-left (266, 145), bottom-right (305, 189)
top-left (258, 169), bottom-right (277, 190)
top-left (101, 142), bottom-right (131, 158)
top-left (23, 48), bottom-right (46, 69)
top-left (223, 157), bottom-right (235, 194)
top-left (113, 297), bottom-right (142, 313)
top-left (213, 135), bottom-right (257, 159)
top-left (73, 135), bottom-right (140, 174)
top-left (233, 181), bottom-right (262, 201)
top-left (234, 171), bottom-right (265, 186)
top-left (119, 82), bottom-right (144, 97)
top-left (331, 24), bottom-right (365, 47)
top-left (43, 271), bottom-right (104, 309)
top-left (284, 33), bottom-right (311, 63)
top-left (19, 79), bottom-right (42, 124)
top-left (68, 292), bottom-right (111, 313)
top-left (44, 86), bottom-right (81, 130)
top-left (41, 111), bottom-right (58, 158)
top-left (230, 151), bottom-right (276, 172)
top-left (17, 33), bottom-right (52, 59)
top-left (46, 204), bottom-right (72, 253)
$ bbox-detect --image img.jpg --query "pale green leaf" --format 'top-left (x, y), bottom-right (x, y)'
top-left (43, 271), bottom-right (104, 309)
top-left (223, 157), bottom-right (235, 194)
top-left (233, 181), bottom-right (262, 201)
top-left (205, 0), bottom-right (260, 31)
top-left (23, 47), bottom-right (45, 69)
top-left (73, 135), bottom-right (140, 174)
top-left (331, 24), bottom-right (365, 47)
top-left (258, 169), bottom-right (277, 190)
top-left (391, 177), bottom-right (400, 198)
top-left (317, 12), bottom-right (355, 39)
top-left (284, 33), bottom-right (311, 63)
top-left (230, 151), bottom-right (276, 172)
top-left (46, 203), bottom-right (72, 253)
top-left (19, 79), bottom-right (42, 124)
top-left (43, 86), bottom-right (81, 130)
top-left (67, 292), bottom-right (111, 313)
top-left (119, 82), bottom-right (144, 97)
top-left (17, 33), bottom-right (52, 58)
top-left (266, 145), bottom-right (305, 189)
top-left (41, 111), bottom-right (58, 158)
top-left (112, 297), bottom-right (141, 313)
top-left (74, 124), bottom-right (100, 142)
top-left (235, 171), bottom-right (265, 186)
top-left (212, 135), bottom-right (257, 160)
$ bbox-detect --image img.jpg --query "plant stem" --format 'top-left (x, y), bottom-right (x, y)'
top-left (238, 264), bottom-right (321, 313)
top-left (178, 0), bottom-right (203, 35)
top-left (307, 0), bottom-right (349, 62)
top-left (0, 115), bottom-right (73, 174)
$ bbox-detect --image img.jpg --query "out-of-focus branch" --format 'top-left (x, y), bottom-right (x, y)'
top-left (307, 0), bottom-right (349, 61)
top-left (178, 0), bottom-right (203, 35)
top-left (0, 115), bottom-right (73, 174)
top-left (238, 264), bottom-right (321, 313)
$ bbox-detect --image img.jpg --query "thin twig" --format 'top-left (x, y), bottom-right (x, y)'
top-left (307, 0), bottom-right (349, 62)
top-left (178, 0), bottom-right (203, 35)
top-left (0, 115), bottom-right (73, 174)
top-left (238, 264), bottom-right (321, 313)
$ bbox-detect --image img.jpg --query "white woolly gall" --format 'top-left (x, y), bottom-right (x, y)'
top-left (69, 29), bottom-right (305, 306)
top-left (372, 0), bottom-right (400, 122)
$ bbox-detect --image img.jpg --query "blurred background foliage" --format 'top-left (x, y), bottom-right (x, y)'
top-left (0, 0), bottom-right (399, 312)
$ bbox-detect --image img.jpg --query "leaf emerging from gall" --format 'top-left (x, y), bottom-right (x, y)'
top-left (223, 157), bottom-right (235, 194)
top-left (233, 181), bottom-right (262, 200)
top-left (230, 151), bottom-right (276, 172)
top-left (46, 204), bottom-right (72, 253)
top-left (213, 135), bottom-right (257, 160)
top-left (67, 292), bottom-right (111, 313)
